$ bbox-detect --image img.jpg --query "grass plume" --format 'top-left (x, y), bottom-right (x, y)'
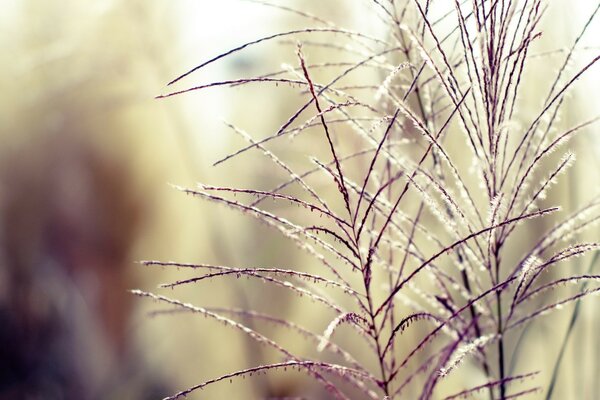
top-left (138, 1), bottom-right (600, 398)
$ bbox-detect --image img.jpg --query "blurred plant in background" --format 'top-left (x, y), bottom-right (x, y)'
top-left (0, 1), bottom-right (172, 398)
top-left (0, 0), bottom-right (297, 398)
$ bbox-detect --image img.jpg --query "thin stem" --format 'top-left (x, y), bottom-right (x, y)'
top-left (496, 290), bottom-right (506, 400)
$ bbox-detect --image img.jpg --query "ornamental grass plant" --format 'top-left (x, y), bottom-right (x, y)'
top-left (136, 1), bottom-right (600, 398)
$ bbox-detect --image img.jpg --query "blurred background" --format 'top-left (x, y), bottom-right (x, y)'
top-left (0, 1), bottom-right (598, 399)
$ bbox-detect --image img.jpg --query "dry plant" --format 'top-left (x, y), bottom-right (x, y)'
top-left (136, 1), bottom-right (600, 399)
